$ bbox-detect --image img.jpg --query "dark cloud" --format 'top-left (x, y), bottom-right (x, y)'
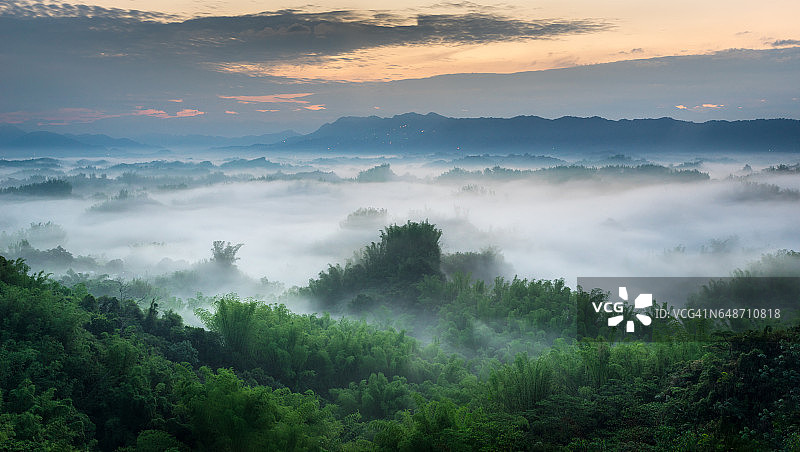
top-left (771, 39), bottom-right (800, 47)
top-left (410, 13), bottom-right (607, 44)
top-left (174, 10), bottom-right (609, 65)
top-left (0, 7), bottom-right (610, 65)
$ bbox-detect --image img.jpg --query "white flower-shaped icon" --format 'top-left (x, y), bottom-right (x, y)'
top-left (608, 287), bottom-right (653, 332)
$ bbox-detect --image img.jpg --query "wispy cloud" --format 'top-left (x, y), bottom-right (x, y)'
top-left (0, 108), bottom-right (123, 125)
top-left (0, 0), bottom-right (178, 21)
top-left (224, 110), bottom-right (239, 115)
top-left (131, 107), bottom-right (205, 118)
top-left (175, 109), bottom-right (204, 117)
top-left (771, 39), bottom-right (800, 47)
top-left (0, 111), bottom-right (39, 124)
top-left (0, 106), bottom-right (205, 125)
top-left (219, 93), bottom-right (315, 104)
top-left (675, 103), bottom-right (725, 111)
top-left (219, 93), bottom-right (325, 111)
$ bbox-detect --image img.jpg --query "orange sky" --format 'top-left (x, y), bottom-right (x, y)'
top-left (50, 0), bottom-right (800, 81)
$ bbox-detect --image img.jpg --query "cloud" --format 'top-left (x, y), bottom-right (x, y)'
top-left (0, 7), bottom-right (610, 68)
top-left (225, 110), bottom-right (239, 115)
top-left (0, 0), bottom-right (178, 21)
top-left (675, 103), bottom-right (725, 111)
top-left (303, 105), bottom-right (326, 111)
top-left (219, 93), bottom-right (315, 104)
top-left (0, 3), bottom-right (613, 103)
top-left (0, 106), bottom-right (203, 125)
top-left (409, 12), bottom-right (609, 45)
top-left (125, 107), bottom-right (206, 120)
top-left (175, 109), bottom-right (204, 117)
top-left (0, 108), bottom-right (123, 125)
top-left (131, 108), bottom-right (170, 118)
top-left (0, 111), bottom-right (37, 124)
top-left (771, 39), bottom-right (800, 47)
top-left (256, 109), bottom-right (280, 113)
top-left (168, 99), bottom-right (184, 103)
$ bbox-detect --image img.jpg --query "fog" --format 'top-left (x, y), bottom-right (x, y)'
top-left (1, 152), bottom-right (799, 303)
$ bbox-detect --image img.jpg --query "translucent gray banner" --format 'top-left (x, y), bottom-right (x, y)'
top-left (576, 277), bottom-right (800, 342)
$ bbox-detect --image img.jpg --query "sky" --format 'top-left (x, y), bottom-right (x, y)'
top-left (1, 0), bottom-right (799, 136)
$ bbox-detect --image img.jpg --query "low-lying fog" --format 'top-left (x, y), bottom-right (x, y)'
top-left (2, 151), bottom-right (799, 298)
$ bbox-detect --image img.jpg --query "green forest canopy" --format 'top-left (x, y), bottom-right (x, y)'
top-left (1, 221), bottom-right (800, 450)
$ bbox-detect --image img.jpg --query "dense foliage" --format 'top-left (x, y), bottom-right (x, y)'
top-left (2, 221), bottom-right (800, 451)
top-left (308, 221), bottom-right (443, 306)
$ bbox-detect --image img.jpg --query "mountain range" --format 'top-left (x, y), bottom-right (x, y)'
top-left (0, 125), bottom-right (148, 157)
top-left (254, 113), bottom-right (800, 154)
top-left (2, 114), bottom-right (799, 157)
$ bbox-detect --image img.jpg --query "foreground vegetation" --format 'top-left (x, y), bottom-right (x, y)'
top-left (2, 221), bottom-right (799, 450)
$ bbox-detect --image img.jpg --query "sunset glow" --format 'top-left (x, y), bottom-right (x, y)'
top-left (10, 0), bottom-right (796, 82)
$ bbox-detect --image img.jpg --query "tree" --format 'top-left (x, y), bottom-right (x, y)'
top-left (488, 353), bottom-right (552, 412)
top-left (308, 221), bottom-right (443, 306)
top-left (370, 220), bottom-right (443, 282)
top-left (211, 241), bottom-right (243, 267)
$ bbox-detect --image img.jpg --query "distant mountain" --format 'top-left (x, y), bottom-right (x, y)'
top-left (0, 128), bottom-right (300, 157)
top-left (0, 130), bottom-right (159, 157)
top-left (0, 125), bottom-right (27, 145)
top-left (0, 130), bottom-right (108, 157)
top-left (252, 113), bottom-right (800, 154)
top-left (136, 130), bottom-right (300, 148)
top-left (64, 133), bottom-right (153, 150)
top-left (7, 131), bottom-right (98, 149)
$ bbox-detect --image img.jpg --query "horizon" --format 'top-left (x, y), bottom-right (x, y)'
top-left (3, 111), bottom-right (800, 141)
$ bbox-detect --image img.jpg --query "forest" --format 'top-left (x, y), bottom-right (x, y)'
top-left (1, 154), bottom-right (799, 450)
top-left (1, 218), bottom-right (799, 451)
top-left (3, 0), bottom-right (800, 448)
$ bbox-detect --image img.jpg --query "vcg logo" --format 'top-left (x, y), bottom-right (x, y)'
top-left (591, 287), bottom-right (653, 333)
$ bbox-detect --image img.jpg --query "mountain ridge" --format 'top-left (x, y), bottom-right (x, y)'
top-left (251, 113), bottom-right (800, 154)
